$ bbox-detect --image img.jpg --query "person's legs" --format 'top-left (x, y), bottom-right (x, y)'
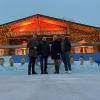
top-left (61, 53), bottom-right (68, 71)
top-left (40, 56), bottom-right (44, 74)
top-left (66, 52), bottom-right (71, 71)
top-left (56, 60), bottom-right (60, 73)
top-left (28, 57), bottom-right (32, 75)
top-left (31, 57), bottom-right (37, 74)
top-left (44, 57), bottom-right (48, 74)
top-left (54, 59), bottom-right (60, 74)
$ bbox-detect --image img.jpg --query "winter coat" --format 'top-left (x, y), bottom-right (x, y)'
top-left (27, 39), bottom-right (39, 57)
top-left (51, 40), bottom-right (61, 59)
top-left (61, 39), bottom-right (71, 53)
top-left (38, 41), bottom-right (50, 57)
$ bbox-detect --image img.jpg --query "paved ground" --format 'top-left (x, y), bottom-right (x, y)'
top-left (0, 73), bottom-right (100, 100)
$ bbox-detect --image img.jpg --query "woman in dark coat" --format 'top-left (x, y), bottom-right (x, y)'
top-left (51, 35), bottom-right (61, 74)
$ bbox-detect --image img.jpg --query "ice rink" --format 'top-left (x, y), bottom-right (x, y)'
top-left (0, 73), bottom-right (100, 100)
top-left (0, 58), bottom-right (100, 100)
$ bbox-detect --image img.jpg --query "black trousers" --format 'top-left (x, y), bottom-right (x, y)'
top-left (54, 59), bottom-right (60, 73)
top-left (28, 56), bottom-right (36, 75)
top-left (40, 56), bottom-right (48, 74)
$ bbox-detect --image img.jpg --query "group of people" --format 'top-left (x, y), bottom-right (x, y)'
top-left (27, 34), bottom-right (71, 75)
top-left (0, 34), bottom-right (99, 75)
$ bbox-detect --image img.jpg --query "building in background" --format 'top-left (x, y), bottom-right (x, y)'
top-left (0, 14), bottom-right (100, 56)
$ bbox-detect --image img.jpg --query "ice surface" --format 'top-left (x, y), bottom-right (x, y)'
top-left (0, 59), bottom-right (100, 100)
top-left (0, 74), bottom-right (100, 100)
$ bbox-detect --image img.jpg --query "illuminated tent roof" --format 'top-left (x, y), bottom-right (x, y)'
top-left (0, 14), bottom-right (100, 42)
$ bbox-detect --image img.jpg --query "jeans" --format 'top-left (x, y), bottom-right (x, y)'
top-left (61, 52), bottom-right (71, 71)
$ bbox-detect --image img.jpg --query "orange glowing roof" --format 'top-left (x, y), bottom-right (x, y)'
top-left (0, 14), bottom-right (70, 37)
top-left (0, 14), bottom-right (100, 42)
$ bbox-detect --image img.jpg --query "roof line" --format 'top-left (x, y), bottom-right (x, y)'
top-left (0, 14), bottom-right (100, 29)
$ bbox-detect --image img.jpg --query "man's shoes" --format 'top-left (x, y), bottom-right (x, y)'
top-left (65, 70), bottom-right (68, 73)
top-left (32, 72), bottom-right (37, 74)
top-left (54, 72), bottom-right (59, 74)
top-left (68, 71), bottom-right (72, 74)
top-left (44, 71), bottom-right (48, 74)
top-left (41, 71), bottom-right (44, 74)
top-left (65, 70), bottom-right (72, 74)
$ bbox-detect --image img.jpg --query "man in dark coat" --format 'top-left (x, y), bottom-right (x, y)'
top-left (61, 36), bottom-right (72, 73)
top-left (51, 35), bottom-right (61, 74)
top-left (38, 37), bottom-right (50, 74)
top-left (27, 34), bottom-right (39, 75)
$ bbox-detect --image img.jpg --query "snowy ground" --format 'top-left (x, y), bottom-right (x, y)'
top-left (0, 73), bottom-right (100, 100)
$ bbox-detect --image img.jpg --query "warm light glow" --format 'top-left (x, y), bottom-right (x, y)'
top-left (43, 19), bottom-right (55, 24)
top-left (21, 41), bottom-right (27, 45)
top-left (19, 29), bottom-right (25, 32)
top-left (21, 22), bottom-right (33, 26)
top-left (40, 17), bottom-right (66, 27)
top-left (74, 46), bottom-right (94, 53)
top-left (15, 48), bottom-right (27, 55)
top-left (0, 14), bottom-right (99, 56)
top-left (78, 40), bottom-right (87, 44)
top-left (10, 16), bottom-right (67, 36)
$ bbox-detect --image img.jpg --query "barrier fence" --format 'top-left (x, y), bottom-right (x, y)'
top-left (0, 44), bottom-right (99, 63)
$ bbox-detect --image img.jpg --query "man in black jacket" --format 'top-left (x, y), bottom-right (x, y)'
top-left (27, 34), bottom-right (39, 75)
top-left (51, 35), bottom-right (61, 74)
top-left (38, 37), bottom-right (50, 74)
top-left (61, 36), bottom-right (72, 73)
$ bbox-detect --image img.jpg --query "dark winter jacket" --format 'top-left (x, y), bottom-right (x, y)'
top-left (38, 41), bottom-right (50, 57)
top-left (51, 40), bottom-right (61, 59)
top-left (61, 39), bottom-right (71, 53)
top-left (27, 39), bottom-right (39, 57)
